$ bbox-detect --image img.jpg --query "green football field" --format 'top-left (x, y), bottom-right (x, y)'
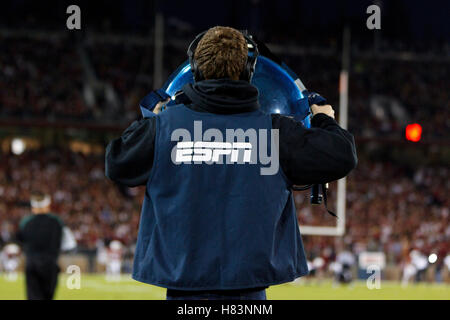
top-left (0, 274), bottom-right (449, 300)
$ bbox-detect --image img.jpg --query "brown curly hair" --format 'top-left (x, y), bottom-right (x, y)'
top-left (194, 26), bottom-right (248, 80)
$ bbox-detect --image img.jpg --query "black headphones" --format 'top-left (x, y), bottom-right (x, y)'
top-left (187, 30), bottom-right (259, 82)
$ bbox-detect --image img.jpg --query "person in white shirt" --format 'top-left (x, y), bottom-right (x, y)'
top-left (1, 243), bottom-right (21, 281)
top-left (106, 240), bottom-right (123, 281)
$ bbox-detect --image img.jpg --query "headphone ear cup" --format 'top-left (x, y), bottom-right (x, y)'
top-left (189, 57), bottom-right (202, 82)
top-left (241, 56), bottom-right (257, 82)
top-left (193, 60), bottom-right (203, 81)
top-left (240, 37), bottom-right (258, 82)
top-left (187, 31), bottom-right (207, 82)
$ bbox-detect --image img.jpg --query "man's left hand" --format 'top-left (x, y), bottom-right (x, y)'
top-left (153, 98), bottom-right (171, 114)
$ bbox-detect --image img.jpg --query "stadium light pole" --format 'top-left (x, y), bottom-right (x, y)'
top-left (336, 26), bottom-right (351, 237)
top-left (153, 11), bottom-right (164, 88)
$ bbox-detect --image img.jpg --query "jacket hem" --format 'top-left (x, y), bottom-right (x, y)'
top-left (131, 269), bottom-right (309, 291)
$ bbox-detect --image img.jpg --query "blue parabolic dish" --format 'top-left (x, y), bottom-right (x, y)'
top-left (161, 56), bottom-right (311, 128)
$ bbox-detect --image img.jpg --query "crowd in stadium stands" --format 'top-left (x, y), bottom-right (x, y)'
top-left (283, 54), bottom-right (449, 141)
top-left (0, 36), bottom-right (448, 140)
top-left (85, 41), bottom-right (155, 122)
top-left (0, 149), bottom-right (448, 274)
top-left (298, 160), bottom-right (449, 270)
top-left (0, 36), bottom-right (90, 120)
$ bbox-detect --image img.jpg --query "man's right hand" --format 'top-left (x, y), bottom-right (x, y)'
top-left (311, 104), bottom-right (335, 119)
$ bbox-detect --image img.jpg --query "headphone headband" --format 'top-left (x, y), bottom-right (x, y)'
top-left (187, 29), bottom-right (259, 82)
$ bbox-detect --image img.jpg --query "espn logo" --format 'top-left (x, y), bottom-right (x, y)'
top-left (175, 141), bottom-right (252, 163)
top-left (170, 121), bottom-right (279, 175)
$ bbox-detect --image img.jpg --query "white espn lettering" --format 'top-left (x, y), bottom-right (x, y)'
top-left (170, 122), bottom-right (280, 175)
top-left (175, 141), bottom-right (252, 163)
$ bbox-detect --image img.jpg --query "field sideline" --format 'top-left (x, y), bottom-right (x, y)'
top-left (0, 274), bottom-right (449, 300)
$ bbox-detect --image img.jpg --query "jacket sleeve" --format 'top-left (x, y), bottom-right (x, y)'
top-left (272, 113), bottom-right (357, 185)
top-left (105, 117), bottom-right (157, 187)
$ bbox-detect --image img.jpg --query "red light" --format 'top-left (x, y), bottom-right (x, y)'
top-left (405, 123), bottom-right (422, 142)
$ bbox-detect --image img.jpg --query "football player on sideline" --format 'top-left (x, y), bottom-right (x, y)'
top-left (16, 192), bottom-right (76, 300)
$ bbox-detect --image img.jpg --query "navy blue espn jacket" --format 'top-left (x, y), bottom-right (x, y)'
top-left (105, 79), bottom-right (357, 290)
